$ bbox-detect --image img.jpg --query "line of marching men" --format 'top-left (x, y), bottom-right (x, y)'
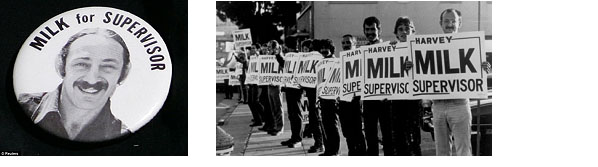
top-left (232, 8), bottom-right (490, 156)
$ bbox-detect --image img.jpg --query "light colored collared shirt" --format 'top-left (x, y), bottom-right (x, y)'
top-left (18, 85), bottom-right (129, 142)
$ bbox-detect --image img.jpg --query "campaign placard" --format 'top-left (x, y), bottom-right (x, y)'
top-left (257, 55), bottom-right (283, 86)
top-left (229, 62), bottom-right (242, 86)
top-left (295, 52), bottom-right (321, 88)
top-left (408, 31), bottom-right (488, 99)
top-left (340, 48), bottom-right (364, 101)
top-left (316, 58), bottom-right (341, 99)
top-left (229, 73), bottom-right (240, 86)
top-left (245, 55), bottom-right (259, 85)
top-left (232, 29), bottom-right (252, 49)
top-left (361, 42), bottom-right (412, 100)
top-left (216, 67), bottom-right (229, 83)
top-left (282, 52), bottom-right (301, 89)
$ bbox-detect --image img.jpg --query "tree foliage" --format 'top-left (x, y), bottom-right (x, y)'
top-left (216, 1), bottom-right (302, 45)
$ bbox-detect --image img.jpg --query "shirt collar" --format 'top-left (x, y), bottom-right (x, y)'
top-left (33, 84), bottom-right (113, 125)
top-left (33, 85), bottom-right (61, 124)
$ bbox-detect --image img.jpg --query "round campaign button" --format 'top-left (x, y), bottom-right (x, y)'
top-left (13, 7), bottom-right (172, 142)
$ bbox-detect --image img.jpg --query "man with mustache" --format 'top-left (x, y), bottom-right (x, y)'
top-left (361, 16), bottom-right (395, 156)
top-left (18, 28), bottom-right (131, 142)
top-left (432, 8), bottom-right (490, 156)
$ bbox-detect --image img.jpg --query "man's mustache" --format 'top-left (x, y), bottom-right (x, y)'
top-left (74, 80), bottom-right (108, 91)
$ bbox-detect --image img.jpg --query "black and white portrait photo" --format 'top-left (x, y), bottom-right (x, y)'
top-left (18, 28), bottom-right (132, 142)
top-left (13, 7), bottom-right (173, 143)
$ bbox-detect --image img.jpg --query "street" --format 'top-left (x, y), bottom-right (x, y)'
top-left (217, 91), bottom-right (440, 156)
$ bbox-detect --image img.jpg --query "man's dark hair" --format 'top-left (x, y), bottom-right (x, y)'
top-left (440, 8), bottom-right (462, 21)
top-left (323, 39), bottom-right (335, 55)
top-left (311, 39), bottom-right (322, 52)
top-left (313, 39), bottom-right (335, 55)
top-left (268, 40), bottom-right (280, 50)
top-left (268, 40), bottom-right (277, 47)
top-left (57, 28), bottom-right (131, 84)
top-left (394, 16), bottom-right (415, 34)
top-left (301, 39), bottom-right (312, 51)
top-left (252, 43), bottom-right (261, 49)
top-left (363, 16), bottom-right (381, 30)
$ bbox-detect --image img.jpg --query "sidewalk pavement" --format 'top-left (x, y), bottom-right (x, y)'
top-left (219, 93), bottom-right (438, 156)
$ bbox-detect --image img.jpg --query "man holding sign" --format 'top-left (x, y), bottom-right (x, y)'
top-left (389, 16), bottom-right (421, 156)
top-left (416, 9), bottom-right (490, 156)
top-left (299, 45), bottom-right (325, 154)
top-left (262, 40), bottom-right (286, 136)
top-left (314, 39), bottom-right (342, 156)
top-left (361, 16), bottom-right (395, 156)
top-left (280, 51), bottom-right (304, 148)
top-left (338, 34), bottom-right (366, 156)
top-left (246, 44), bottom-right (265, 127)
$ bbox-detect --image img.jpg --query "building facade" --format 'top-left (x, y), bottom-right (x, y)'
top-left (216, 17), bottom-right (239, 62)
top-left (294, 1), bottom-right (492, 54)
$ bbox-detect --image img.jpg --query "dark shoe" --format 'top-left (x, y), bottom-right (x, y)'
top-left (268, 130), bottom-right (283, 136)
top-left (258, 127), bottom-right (272, 132)
top-left (308, 145), bottom-right (324, 153)
top-left (280, 139), bottom-right (293, 146)
top-left (249, 123), bottom-right (263, 127)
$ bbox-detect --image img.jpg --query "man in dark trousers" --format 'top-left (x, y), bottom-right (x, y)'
top-left (361, 16), bottom-right (395, 156)
top-left (389, 16), bottom-right (421, 156)
top-left (280, 48), bottom-right (304, 148)
top-left (337, 34), bottom-right (366, 156)
top-left (264, 40), bottom-right (286, 136)
top-left (247, 44), bottom-right (265, 127)
top-left (315, 39), bottom-right (341, 156)
top-left (302, 39), bottom-right (325, 153)
top-left (234, 48), bottom-right (249, 104)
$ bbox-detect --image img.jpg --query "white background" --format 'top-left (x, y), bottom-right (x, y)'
top-left (9, 0), bottom-right (598, 166)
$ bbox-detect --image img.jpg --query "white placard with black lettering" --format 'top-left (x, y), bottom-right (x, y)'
top-left (216, 67), bottom-right (229, 83)
top-left (407, 31), bottom-right (488, 99)
top-left (228, 62), bottom-right (242, 86)
top-left (257, 55), bottom-right (283, 86)
top-left (361, 42), bottom-right (412, 100)
top-left (232, 29), bottom-right (252, 49)
top-left (295, 52), bottom-right (321, 88)
top-left (282, 52), bottom-right (301, 89)
top-left (316, 58), bottom-right (341, 100)
top-left (245, 55), bottom-right (259, 85)
top-left (340, 48), bottom-right (364, 102)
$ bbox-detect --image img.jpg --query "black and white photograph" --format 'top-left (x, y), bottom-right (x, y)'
top-left (5, 0), bottom-right (598, 165)
top-left (13, 6), bottom-right (172, 142)
top-left (216, 1), bottom-right (492, 156)
top-left (16, 27), bottom-right (135, 142)
top-left (0, 0), bottom-right (187, 156)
